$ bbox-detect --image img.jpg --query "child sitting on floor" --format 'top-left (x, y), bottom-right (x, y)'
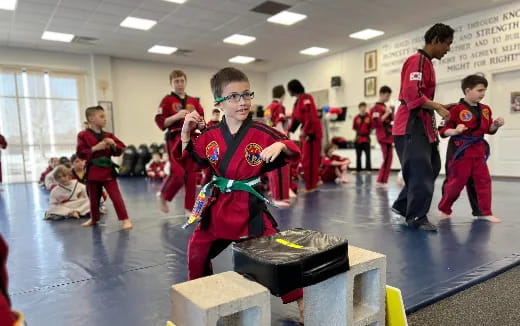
top-left (320, 143), bottom-right (351, 184)
top-left (44, 165), bottom-right (90, 220)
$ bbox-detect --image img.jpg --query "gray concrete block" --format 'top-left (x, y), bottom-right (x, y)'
top-left (171, 271), bottom-right (271, 326)
top-left (304, 245), bottom-right (386, 326)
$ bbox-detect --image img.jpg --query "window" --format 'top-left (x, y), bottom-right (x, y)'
top-left (0, 67), bottom-right (85, 183)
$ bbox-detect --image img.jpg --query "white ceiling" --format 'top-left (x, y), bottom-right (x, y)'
top-left (0, 0), bottom-right (515, 72)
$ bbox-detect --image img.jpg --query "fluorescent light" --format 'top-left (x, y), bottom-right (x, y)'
top-left (163, 0), bottom-right (187, 3)
top-left (300, 47), bottom-right (329, 56)
top-left (223, 34), bottom-right (256, 46)
top-left (267, 11), bottom-right (307, 26)
top-left (0, 0), bottom-right (17, 11)
top-left (120, 16), bottom-right (157, 30)
top-left (228, 56), bottom-right (255, 64)
top-left (41, 31), bottom-right (74, 42)
top-left (349, 29), bottom-right (384, 40)
top-left (148, 45), bottom-right (178, 55)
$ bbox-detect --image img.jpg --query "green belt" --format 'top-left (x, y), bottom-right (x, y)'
top-left (182, 175), bottom-right (277, 229)
top-left (91, 157), bottom-right (119, 169)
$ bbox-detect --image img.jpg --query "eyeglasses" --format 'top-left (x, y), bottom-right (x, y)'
top-left (215, 91), bottom-right (254, 104)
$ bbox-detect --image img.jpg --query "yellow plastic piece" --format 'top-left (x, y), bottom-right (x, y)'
top-left (386, 285), bottom-right (408, 326)
top-left (275, 238), bottom-right (303, 249)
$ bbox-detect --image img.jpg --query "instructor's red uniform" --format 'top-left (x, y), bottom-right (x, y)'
top-left (288, 94), bottom-right (323, 190)
top-left (76, 129), bottom-right (129, 223)
top-left (370, 103), bottom-right (393, 183)
top-left (155, 92), bottom-right (205, 210)
top-left (264, 100), bottom-right (291, 201)
top-left (391, 49), bottom-right (441, 223)
top-left (179, 116), bottom-right (303, 303)
top-left (438, 100), bottom-right (496, 216)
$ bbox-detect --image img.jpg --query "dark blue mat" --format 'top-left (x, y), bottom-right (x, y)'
top-left (1, 174), bottom-right (518, 325)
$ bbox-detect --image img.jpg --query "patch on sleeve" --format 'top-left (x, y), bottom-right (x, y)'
top-left (410, 72), bottom-right (422, 81)
top-left (438, 119), bottom-right (446, 127)
top-left (157, 106), bottom-right (163, 114)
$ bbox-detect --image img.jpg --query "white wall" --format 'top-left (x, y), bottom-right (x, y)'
top-left (110, 58), bottom-right (268, 145)
top-left (267, 2), bottom-right (520, 176)
top-left (0, 46), bottom-right (268, 147)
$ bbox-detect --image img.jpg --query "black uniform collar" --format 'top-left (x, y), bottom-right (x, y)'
top-left (170, 92), bottom-right (188, 101)
top-left (418, 49), bottom-right (432, 61)
top-left (375, 102), bottom-right (386, 106)
top-left (460, 98), bottom-right (481, 109)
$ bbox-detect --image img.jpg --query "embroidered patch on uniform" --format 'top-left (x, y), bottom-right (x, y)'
top-left (244, 143), bottom-right (263, 166)
top-left (157, 106), bottom-right (163, 114)
top-left (172, 103), bottom-right (183, 112)
top-left (459, 109), bottom-right (473, 122)
top-left (410, 72), bottom-right (422, 81)
top-left (303, 99), bottom-right (311, 105)
top-left (186, 104), bottom-right (195, 112)
top-left (364, 117), bottom-right (371, 124)
top-left (482, 108), bottom-right (490, 120)
top-left (206, 141), bottom-right (220, 164)
top-left (439, 119), bottom-right (446, 127)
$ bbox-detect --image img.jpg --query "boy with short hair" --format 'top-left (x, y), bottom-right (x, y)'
top-left (76, 105), bottom-right (133, 230)
top-left (438, 74), bottom-right (504, 222)
top-left (370, 86), bottom-right (394, 186)
top-left (352, 102), bottom-right (372, 173)
top-left (206, 109), bottom-right (221, 128)
top-left (180, 67), bottom-right (304, 323)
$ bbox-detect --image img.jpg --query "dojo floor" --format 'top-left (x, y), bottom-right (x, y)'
top-left (2, 173), bottom-right (519, 325)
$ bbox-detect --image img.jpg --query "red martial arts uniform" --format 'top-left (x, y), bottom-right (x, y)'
top-left (370, 103), bottom-right (393, 183)
top-left (352, 114), bottom-right (372, 172)
top-left (392, 49), bottom-right (441, 223)
top-left (264, 100), bottom-right (291, 201)
top-left (206, 120), bottom-right (220, 128)
top-left (438, 100), bottom-right (496, 216)
top-left (0, 135), bottom-right (6, 184)
top-left (155, 92), bottom-right (205, 210)
top-left (0, 235), bottom-right (23, 326)
top-left (179, 116), bottom-right (303, 303)
top-left (147, 161), bottom-right (166, 180)
top-left (288, 94), bottom-right (323, 190)
top-left (320, 154), bottom-right (347, 182)
top-left (76, 129), bottom-right (129, 223)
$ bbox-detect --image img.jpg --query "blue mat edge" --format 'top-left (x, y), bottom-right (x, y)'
top-left (405, 252), bottom-right (520, 314)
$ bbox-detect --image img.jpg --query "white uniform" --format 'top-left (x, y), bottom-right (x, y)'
top-left (45, 180), bottom-right (90, 219)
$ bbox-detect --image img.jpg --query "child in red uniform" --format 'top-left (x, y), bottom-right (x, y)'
top-left (146, 152), bottom-right (166, 180)
top-left (0, 235), bottom-right (24, 326)
top-left (370, 86), bottom-right (394, 186)
top-left (39, 157), bottom-right (58, 186)
top-left (438, 75), bottom-right (504, 222)
top-left (155, 70), bottom-right (205, 215)
top-left (265, 85), bottom-right (292, 207)
top-left (287, 79), bottom-right (323, 193)
top-left (76, 106), bottom-right (133, 230)
top-left (180, 67), bottom-right (304, 323)
top-left (321, 143), bottom-right (350, 184)
top-left (206, 109), bottom-right (221, 128)
top-left (353, 102), bottom-right (372, 173)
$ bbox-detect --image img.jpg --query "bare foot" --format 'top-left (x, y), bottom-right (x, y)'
top-left (439, 211), bottom-right (451, 219)
top-left (122, 219), bottom-right (133, 230)
top-left (477, 215), bottom-right (501, 223)
top-left (273, 200), bottom-right (291, 208)
top-left (289, 189), bottom-right (297, 199)
top-left (158, 197), bottom-right (170, 214)
top-left (71, 211), bottom-right (80, 219)
top-left (99, 206), bottom-right (107, 215)
top-left (82, 218), bottom-right (97, 227)
top-left (297, 297), bottom-right (304, 324)
top-left (341, 177), bottom-right (351, 184)
top-left (302, 187), bottom-right (317, 194)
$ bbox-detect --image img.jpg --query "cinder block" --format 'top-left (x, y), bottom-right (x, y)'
top-left (171, 271), bottom-right (271, 326)
top-left (304, 245), bottom-right (386, 326)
